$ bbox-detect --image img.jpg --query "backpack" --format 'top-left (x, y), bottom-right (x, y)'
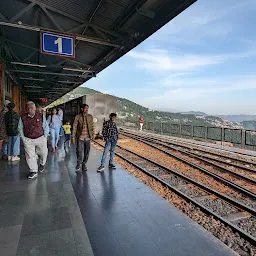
top-left (5, 111), bottom-right (20, 136)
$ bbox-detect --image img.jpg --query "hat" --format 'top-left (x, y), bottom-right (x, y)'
top-left (4, 100), bottom-right (11, 106)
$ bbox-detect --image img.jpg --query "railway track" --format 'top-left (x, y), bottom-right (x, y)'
top-left (119, 132), bottom-right (256, 201)
top-left (122, 129), bottom-right (256, 168)
top-left (94, 140), bottom-right (256, 248)
top-left (121, 130), bottom-right (256, 182)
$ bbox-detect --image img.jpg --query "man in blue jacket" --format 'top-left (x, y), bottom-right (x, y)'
top-left (97, 113), bottom-right (118, 172)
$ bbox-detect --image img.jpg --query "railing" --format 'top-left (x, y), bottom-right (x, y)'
top-left (118, 120), bottom-right (256, 150)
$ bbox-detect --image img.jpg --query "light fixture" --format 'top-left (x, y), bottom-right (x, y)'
top-left (63, 67), bottom-right (93, 73)
top-left (20, 77), bottom-right (45, 81)
top-left (11, 62), bottom-right (46, 68)
top-left (24, 85), bottom-right (43, 89)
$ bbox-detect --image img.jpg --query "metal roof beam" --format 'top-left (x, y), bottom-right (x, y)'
top-left (26, 0), bottom-right (85, 23)
top-left (76, 0), bottom-right (104, 48)
top-left (9, 69), bottom-right (92, 78)
top-left (23, 50), bottom-right (37, 62)
top-left (20, 77), bottom-right (84, 84)
top-left (10, 2), bottom-right (37, 22)
top-left (67, 22), bottom-right (122, 39)
top-left (39, 4), bottom-right (64, 32)
top-left (0, 20), bottom-right (121, 47)
top-left (25, 0), bottom-right (123, 39)
top-left (3, 38), bottom-right (93, 68)
top-left (92, 27), bottom-right (108, 40)
top-left (0, 11), bottom-right (7, 21)
top-left (11, 61), bottom-right (95, 73)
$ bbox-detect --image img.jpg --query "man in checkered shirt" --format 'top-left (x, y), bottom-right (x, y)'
top-left (97, 113), bottom-right (118, 172)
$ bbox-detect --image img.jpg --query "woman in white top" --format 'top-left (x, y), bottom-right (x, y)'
top-left (47, 108), bottom-right (62, 152)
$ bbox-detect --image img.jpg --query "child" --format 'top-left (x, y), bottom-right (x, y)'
top-left (62, 121), bottom-right (72, 147)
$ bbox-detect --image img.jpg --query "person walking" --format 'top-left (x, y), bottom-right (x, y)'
top-left (72, 104), bottom-right (95, 172)
top-left (98, 113), bottom-right (118, 172)
top-left (4, 103), bottom-right (20, 161)
top-left (58, 106), bottom-right (64, 136)
top-left (0, 100), bottom-right (11, 160)
top-left (62, 120), bottom-right (72, 147)
top-left (47, 108), bottom-right (62, 152)
top-left (58, 106), bottom-right (63, 123)
top-left (18, 101), bottom-right (49, 179)
top-left (139, 116), bottom-right (144, 131)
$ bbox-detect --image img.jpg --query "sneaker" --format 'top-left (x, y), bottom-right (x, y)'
top-left (8, 156), bottom-right (12, 161)
top-left (38, 165), bottom-right (45, 173)
top-left (12, 156), bottom-right (20, 162)
top-left (109, 163), bottom-right (116, 169)
top-left (82, 164), bottom-right (88, 172)
top-left (28, 172), bottom-right (38, 179)
top-left (2, 155), bottom-right (7, 160)
top-left (76, 164), bottom-right (81, 172)
top-left (97, 165), bottom-right (105, 172)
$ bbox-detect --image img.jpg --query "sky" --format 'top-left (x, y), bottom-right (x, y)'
top-left (81, 0), bottom-right (256, 115)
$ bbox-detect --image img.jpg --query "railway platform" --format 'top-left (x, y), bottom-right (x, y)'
top-left (0, 140), bottom-right (236, 256)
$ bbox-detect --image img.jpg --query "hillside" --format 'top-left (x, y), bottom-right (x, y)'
top-left (48, 86), bottom-right (243, 129)
top-left (116, 98), bottom-right (242, 129)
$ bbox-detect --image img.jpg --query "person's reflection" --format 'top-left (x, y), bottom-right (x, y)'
top-left (59, 134), bottom-right (65, 151)
top-left (99, 170), bottom-right (115, 212)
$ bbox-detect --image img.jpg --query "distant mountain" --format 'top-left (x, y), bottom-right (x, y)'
top-left (180, 111), bottom-right (208, 116)
top-left (217, 115), bottom-right (256, 122)
top-left (116, 97), bottom-right (243, 129)
top-left (48, 86), bottom-right (243, 129)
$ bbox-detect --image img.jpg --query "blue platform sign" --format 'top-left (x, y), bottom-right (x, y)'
top-left (41, 31), bottom-right (75, 58)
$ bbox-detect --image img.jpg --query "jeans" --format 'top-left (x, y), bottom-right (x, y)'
top-left (101, 140), bottom-right (117, 166)
top-left (2, 141), bottom-right (8, 156)
top-left (77, 139), bottom-right (91, 165)
top-left (8, 136), bottom-right (20, 156)
top-left (50, 128), bottom-right (60, 148)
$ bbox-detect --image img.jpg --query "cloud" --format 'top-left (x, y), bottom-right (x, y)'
top-left (149, 0), bottom-right (256, 46)
top-left (127, 50), bottom-right (223, 72)
top-left (127, 48), bottom-right (256, 74)
top-left (138, 76), bottom-right (256, 112)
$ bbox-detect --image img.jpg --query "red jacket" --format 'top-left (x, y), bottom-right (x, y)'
top-left (139, 116), bottom-right (144, 123)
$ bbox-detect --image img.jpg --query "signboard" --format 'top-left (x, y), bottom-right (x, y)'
top-left (40, 31), bottom-right (75, 58)
top-left (40, 98), bottom-right (48, 103)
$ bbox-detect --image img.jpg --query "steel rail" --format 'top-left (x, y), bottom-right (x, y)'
top-left (121, 131), bottom-right (256, 185)
top-left (122, 129), bottom-right (256, 172)
top-left (94, 140), bottom-right (256, 246)
top-left (120, 132), bottom-right (256, 200)
top-left (115, 143), bottom-right (256, 215)
top-left (122, 128), bottom-right (256, 168)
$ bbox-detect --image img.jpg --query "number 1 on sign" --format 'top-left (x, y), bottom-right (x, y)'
top-left (54, 37), bottom-right (63, 53)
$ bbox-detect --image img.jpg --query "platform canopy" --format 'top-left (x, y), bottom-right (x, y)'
top-left (0, 0), bottom-right (196, 104)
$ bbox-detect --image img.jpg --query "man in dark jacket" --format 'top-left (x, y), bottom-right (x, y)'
top-left (4, 103), bottom-right (20, 161)
top-left (72, 104), bottom-right (95, 172)
top-left (97, 113), bottom-right (118, 172)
